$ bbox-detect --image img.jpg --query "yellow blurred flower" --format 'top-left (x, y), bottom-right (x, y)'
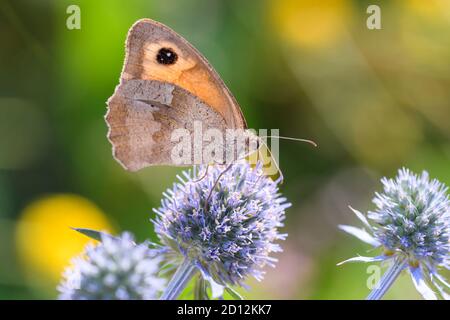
top-left (15, 194), bottom-right (113, 284)
top-left (269, 0), bottom-right (352, 49)
top-left (404, 0), bottom-right (450, 19)
top-left (399, 0), bottom-right (450, 72)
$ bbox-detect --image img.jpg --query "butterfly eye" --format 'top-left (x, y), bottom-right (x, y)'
top-left (156, 48), bottom-right (178, 65)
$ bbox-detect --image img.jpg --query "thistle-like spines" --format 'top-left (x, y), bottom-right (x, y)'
top-left (153, 161), bottom-right (290, 287)
top-left (58, 232), bottom-right (165, 300)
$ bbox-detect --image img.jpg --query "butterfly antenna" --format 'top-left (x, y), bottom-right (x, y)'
top-left (260, 136), bottom-right (318, 147)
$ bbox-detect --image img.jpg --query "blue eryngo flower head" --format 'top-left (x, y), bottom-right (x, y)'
top-left (58, 232), bottom-right (165, 300)
top-left (339, 168), bottom-right (450, 299)
top-left (153, 161), bottom-right (290, 288)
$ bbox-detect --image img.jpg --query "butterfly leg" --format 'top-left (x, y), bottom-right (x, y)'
top-left (192, 165), bottom-right (209, 183)
top-left (203, 163), bottom-right (233, 212)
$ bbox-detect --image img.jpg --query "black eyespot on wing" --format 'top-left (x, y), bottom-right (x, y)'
top-left (156, 48), bottom-right (178, 65)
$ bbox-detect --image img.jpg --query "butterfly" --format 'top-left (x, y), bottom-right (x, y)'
top-left (106, 19), bottom-right (314, 174)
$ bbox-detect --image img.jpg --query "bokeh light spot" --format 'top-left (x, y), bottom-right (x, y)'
top-left (15, 194), bottom-right (113, 284)
top-left (270, 0), bottom-right (352, 49)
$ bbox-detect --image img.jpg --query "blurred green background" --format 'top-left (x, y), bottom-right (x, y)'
top-left (1, 0), bottom-right (449, 299)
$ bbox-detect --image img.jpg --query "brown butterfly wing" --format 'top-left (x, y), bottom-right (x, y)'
top-left (106, 19), bottom-right (247, 171)
top-left (106, 79), bottom-right (228, 171)
top-left (120, 18), bottom-right (246, 129)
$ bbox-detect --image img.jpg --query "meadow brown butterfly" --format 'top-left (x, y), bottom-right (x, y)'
top-left (106, 19), bottom-right (254, 171)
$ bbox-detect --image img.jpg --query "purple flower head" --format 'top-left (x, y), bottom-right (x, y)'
top-left (153, 161), bottom-right (290, 287)
top-left (340, 168), bottom-right (450, 299)
top-left (58, 232), bottom-right (165, 300)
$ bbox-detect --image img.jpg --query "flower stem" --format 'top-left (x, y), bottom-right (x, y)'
top-left (160, 259), bottom-right (198, 300)
top-left (366, 257), bottom-right (408, 300)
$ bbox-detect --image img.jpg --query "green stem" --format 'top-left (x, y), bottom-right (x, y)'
top-left (160, 259), bottom-right (198, 300)
top-left (366, 257), bottom-right (408, 300)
